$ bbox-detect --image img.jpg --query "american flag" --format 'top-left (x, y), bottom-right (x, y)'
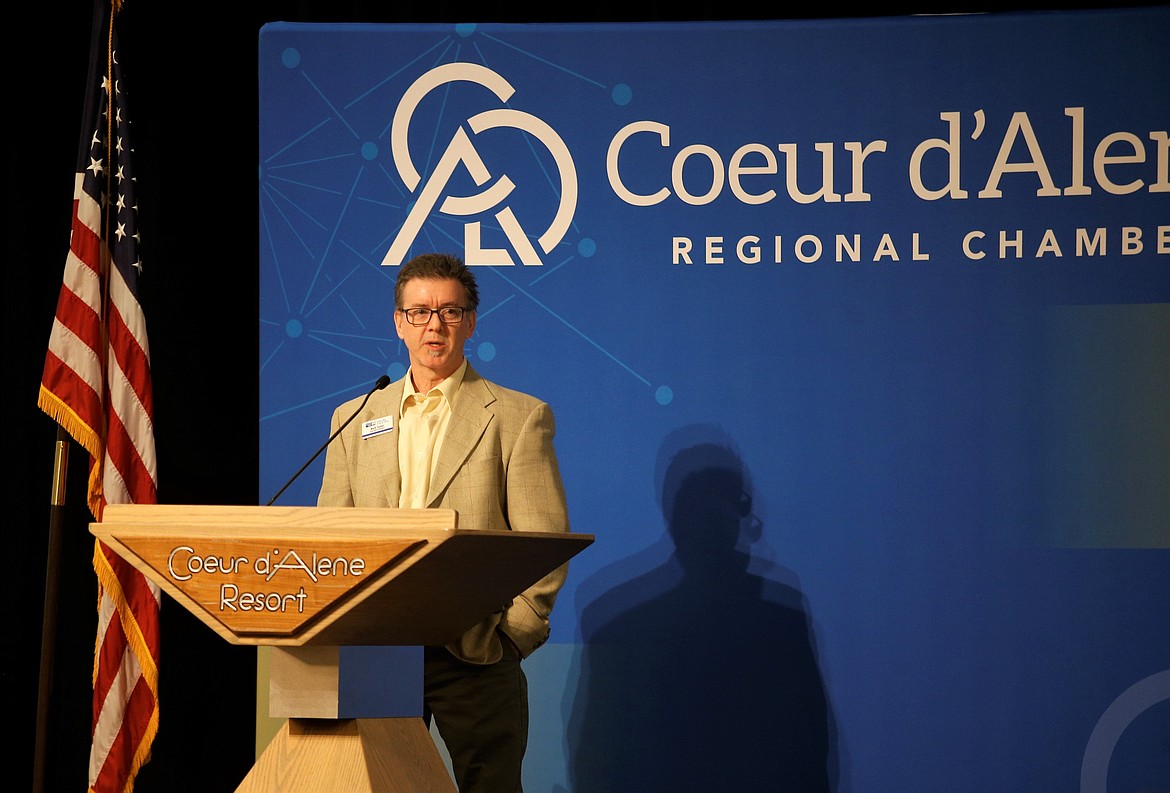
top-left (38, 2), bottom-right (161, 791)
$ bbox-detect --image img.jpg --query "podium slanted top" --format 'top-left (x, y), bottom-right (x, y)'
top-left (92, 504), bottom-right (592, 647)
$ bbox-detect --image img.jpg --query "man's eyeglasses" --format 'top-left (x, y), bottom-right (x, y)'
top-left (399, 306), bottom-right (470, 326)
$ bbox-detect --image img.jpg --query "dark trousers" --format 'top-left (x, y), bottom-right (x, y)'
top-left (424, 637), bottom-right (529, 793)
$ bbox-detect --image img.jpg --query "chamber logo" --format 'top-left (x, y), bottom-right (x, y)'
top-left (382, 62), bottom-right (577, 266)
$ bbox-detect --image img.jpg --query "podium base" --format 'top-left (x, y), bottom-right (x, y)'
top-left (236, 717), bottom-right (456, 793)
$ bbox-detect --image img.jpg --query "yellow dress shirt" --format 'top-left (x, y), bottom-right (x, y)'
top-left (397, 360), bottom-right (466, 508)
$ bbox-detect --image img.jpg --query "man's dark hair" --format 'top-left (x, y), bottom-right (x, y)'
top-left (394, 253), bottom-right (480, 311)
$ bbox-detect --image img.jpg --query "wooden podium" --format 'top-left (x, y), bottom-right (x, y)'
top-left (92, 504), bottom-right (593, 793)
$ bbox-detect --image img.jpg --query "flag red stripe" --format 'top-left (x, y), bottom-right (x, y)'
top-left (89, 616), bottom-right (133, 793)
top-left (91, 594), bottom-right (127, 736)
top-left (39, 351), bottom-right (103, 440)
top-left (91, 669), bottom-right (157, 793)
top-left (106, 296), bottom-right (154, 419)
top-left (70, 194), bottom-right (103, 273)
top-left (100, 544), bottom-right (161, 650)
top-left (104, 392), bottom-right (157, 505)
top-left (52, 281), bottom-right (101, 352)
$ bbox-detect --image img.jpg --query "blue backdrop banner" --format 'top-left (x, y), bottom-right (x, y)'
top-left (259, 10), bottom-right (1169, 791)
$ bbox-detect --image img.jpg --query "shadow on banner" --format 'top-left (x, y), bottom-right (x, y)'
top-left (567, 424), bottom-right (838, 791)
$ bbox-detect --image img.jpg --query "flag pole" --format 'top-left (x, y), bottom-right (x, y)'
top-left (32, 425), bottom-right (71, 793)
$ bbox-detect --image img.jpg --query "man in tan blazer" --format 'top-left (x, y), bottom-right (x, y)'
top-left (317, 252), bottom-right (570, 793)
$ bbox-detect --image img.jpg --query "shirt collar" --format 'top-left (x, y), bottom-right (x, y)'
top-left (401, 359), bottom-right (468, 411)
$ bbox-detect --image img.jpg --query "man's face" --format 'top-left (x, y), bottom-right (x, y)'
top-left (394, 276), bottom-right (476, 385)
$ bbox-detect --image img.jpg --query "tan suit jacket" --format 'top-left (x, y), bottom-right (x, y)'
top-left (317, 364), bottom-right (570, 664)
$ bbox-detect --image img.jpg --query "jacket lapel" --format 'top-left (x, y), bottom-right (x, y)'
top-left (366, 383), bottom-right (404, 506)
top-left (427, 365), bottom-right (494, 506)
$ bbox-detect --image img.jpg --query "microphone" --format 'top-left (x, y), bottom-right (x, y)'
top-left (265, 374), bottom-right (392, 506)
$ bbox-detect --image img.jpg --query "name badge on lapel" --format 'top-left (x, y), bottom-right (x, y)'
top-left (361, 416), bottom-right (394, 439)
